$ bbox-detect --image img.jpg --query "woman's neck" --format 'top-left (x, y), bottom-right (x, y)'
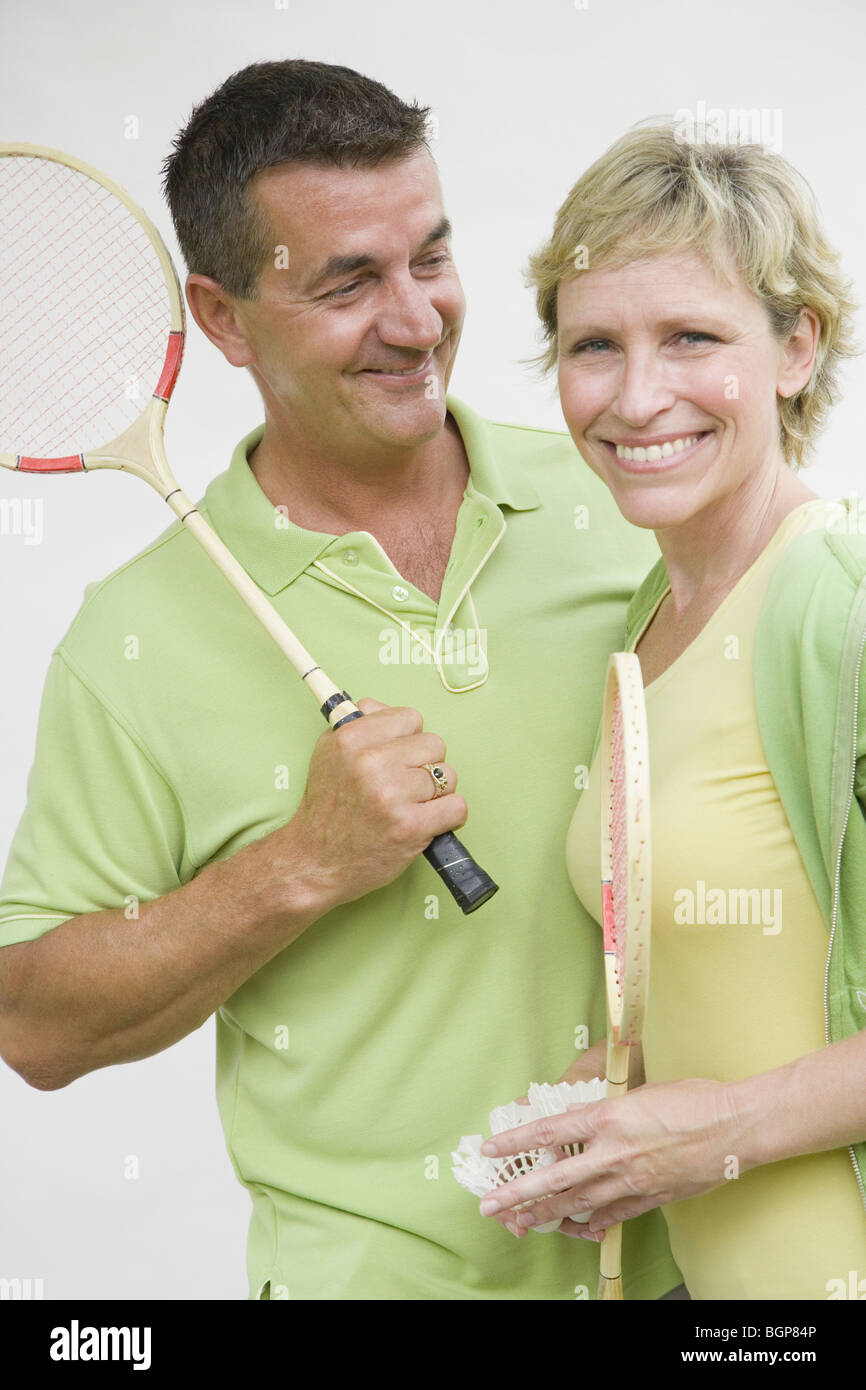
top-left (655, 464), bottom-right (819, 619)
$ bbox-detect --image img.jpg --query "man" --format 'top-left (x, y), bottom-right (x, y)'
top-left (0, 60), bottom-right (677, 1299)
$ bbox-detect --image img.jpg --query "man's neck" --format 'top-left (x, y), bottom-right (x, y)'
top-left (247, 411), bottom-right (470, 602)
top-left (248, 412), bottom-right (469, 538)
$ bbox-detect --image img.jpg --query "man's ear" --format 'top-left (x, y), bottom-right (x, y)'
top-left (185, 274), bottom-right (256, 368)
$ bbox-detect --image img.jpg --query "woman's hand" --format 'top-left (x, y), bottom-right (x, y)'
top-left (487, 1043), bottom-right (607, 1238)
top-left (478, 1077), bottom-right (747, 1236)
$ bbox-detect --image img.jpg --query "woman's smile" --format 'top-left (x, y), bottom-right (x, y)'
top-left (599, 429), bottom-right (714, 473)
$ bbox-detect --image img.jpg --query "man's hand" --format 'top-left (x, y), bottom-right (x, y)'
top-left (273, 698), bottom-right (468, 915)
top-left (0, 697), bottom-right (468, 1090)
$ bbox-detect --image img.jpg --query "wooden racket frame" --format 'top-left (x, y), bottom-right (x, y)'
top-left (0, 144), bottom-right (498, 913)
top-left (597, 651), bottom-right (651, 1300)
top-left (0, 142), bottom-right (354, 722)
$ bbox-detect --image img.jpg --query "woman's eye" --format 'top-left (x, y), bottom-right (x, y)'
top-left (677, 331), bottom-right (716, 345)
top-left (571, 339), bottom-right (611, 355)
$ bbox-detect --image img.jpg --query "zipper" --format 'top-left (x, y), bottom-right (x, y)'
top-left (826, 618), bottom-right (866, 1211)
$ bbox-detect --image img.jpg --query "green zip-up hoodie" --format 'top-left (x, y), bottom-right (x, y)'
top-left (622, 498), bottom-right (866, 1210)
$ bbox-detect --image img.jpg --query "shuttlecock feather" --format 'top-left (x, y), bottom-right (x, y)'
top-left (452, 1078), bottom-right (607, 1233)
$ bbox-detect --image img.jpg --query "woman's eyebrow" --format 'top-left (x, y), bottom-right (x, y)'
top-left (560, 312), bottom-right (730, 337)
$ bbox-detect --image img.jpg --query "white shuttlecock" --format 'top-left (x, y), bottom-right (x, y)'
top-left (452, 1078), bottom-right (607, 1234)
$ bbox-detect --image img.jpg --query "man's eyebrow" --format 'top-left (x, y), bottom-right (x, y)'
top-left (304, 218), bottom-right (452, 295)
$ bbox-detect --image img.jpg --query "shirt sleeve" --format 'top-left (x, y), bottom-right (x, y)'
top-left (0, 650), bottom-right (188, 948)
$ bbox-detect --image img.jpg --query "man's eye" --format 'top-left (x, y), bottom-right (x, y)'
top-left (327, 281), bottom-right (362, 301)
top-left (677, 332), bottom-right (716, 344)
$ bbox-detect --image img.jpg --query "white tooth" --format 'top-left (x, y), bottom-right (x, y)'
top-left (661, 441), bottom-right (674, 457)
top-left (623, 446), bottom-right (634, 461)
top-left (633, 447), bottom-right (647, 463)
top-left (646, 445), bottom-right (662, 461)
top-left (616, 444), bottom-right (625, 459)
top-left (672, 438), bottom-right (684, 453)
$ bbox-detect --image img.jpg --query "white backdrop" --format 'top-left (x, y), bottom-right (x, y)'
top-left (1, 0), bottom-right (865, 1300)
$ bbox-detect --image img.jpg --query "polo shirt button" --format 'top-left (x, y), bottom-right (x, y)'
top-left (342, 550), bottom-right (359, 566)
top-left (392, 585), bottom-right (409, 602)
top-left (476, 517), bottom-right (486, 527)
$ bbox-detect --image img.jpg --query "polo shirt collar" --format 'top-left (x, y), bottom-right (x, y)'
top-left (201, 394), bottom-right (540, 595)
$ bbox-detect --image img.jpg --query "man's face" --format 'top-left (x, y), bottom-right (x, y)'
top-left (233, 150), bottom-right (465, 455)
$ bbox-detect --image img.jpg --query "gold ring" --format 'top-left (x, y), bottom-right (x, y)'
top-left (421, 763), bottom-right (449, 798)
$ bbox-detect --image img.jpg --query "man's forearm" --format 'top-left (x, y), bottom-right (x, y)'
top-left (0, 700), bottom-right (470, 1091)
top-left (0, 827), bottom-right (326, 1091)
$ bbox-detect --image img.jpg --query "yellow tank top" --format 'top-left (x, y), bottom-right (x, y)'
top-left (566, 500), bottom-right (866, 1299)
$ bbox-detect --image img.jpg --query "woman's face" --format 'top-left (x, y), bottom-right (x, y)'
top-left (556, 249), bottom-right (807, 532)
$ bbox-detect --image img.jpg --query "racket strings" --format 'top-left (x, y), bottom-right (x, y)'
top-left (0, 156), bottom-right (172, 457)
top-left (609, 695), bottom-right (629, 993)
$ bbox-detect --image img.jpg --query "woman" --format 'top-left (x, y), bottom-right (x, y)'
top-left (477, 123), bottom-right (866, 1299)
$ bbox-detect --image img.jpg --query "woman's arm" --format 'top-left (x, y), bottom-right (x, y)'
top-left (476, 1030), bottom-right (866, 1234)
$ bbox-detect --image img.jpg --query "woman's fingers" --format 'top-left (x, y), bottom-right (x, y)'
top-left (478, 1078), bottom-right (743, 1228)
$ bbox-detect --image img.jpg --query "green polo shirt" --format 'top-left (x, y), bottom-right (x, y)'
top-left (0, 396), bottom-right (677, 1299)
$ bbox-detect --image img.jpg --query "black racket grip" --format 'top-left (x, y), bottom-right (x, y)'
top-left (326, 692), bottom-right (498, 914)
top-left (422, 832), bottom-right (499, 914)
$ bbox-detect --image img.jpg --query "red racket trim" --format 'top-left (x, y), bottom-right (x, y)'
top-left (17, 455), bottom-right (85, 473)
top-left (601, 879), bottom-right (614, 931)
top-left (155, 331), bottom-right (185, 402)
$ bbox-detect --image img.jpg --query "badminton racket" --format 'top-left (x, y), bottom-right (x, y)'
top-left (0, 143), bottom-right (498, 915)
top-left (597, 651), bottom-right (651, 1299)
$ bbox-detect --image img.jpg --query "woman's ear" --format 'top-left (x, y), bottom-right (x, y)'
top-left (777, 308), bottom-right (820, 399)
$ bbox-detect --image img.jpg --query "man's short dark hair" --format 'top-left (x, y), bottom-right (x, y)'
top-left (162, 59), bottom-right (432, 299)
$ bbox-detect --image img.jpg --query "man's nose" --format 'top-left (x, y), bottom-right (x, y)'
top-left (374, 271), bottom-right (444, 350)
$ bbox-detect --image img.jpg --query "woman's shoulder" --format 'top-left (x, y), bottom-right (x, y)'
top-left (756, 500), bottom-right (866, 727)
top-left (764, 499), bottom-right (866, 622)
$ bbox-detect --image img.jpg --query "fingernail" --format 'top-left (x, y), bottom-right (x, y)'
top-left (480, 1141), bottom-right (496, 1156)
top-left (479, 1197), bottom-right (500, 1215)
top-left (516, 1211), bottom-right (537, 1228)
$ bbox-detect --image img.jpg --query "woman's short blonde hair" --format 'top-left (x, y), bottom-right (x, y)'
top-left (528, 120), bottom-right (859, 467)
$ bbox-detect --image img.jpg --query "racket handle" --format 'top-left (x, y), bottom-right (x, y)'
top-left (421, 831), bottom-right (499, 914)
top-left (598, 1223), bottom-right (624, 1301)
top-left (326, 693), bottom-right (499, 915)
